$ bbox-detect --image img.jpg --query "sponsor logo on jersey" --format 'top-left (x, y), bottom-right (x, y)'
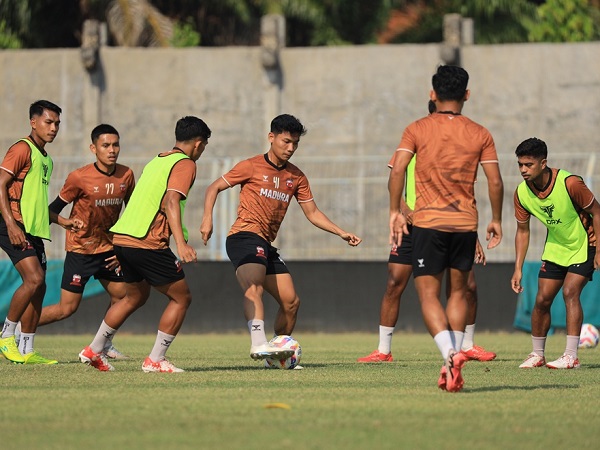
top-left (70, 274), bottom-right (82, 286)
top-left (256, 246), bottom-right (266, 258)
top-left (95, 198), bottom-right (124, 207)
top-left (259, 188), bottom-right (290, 203)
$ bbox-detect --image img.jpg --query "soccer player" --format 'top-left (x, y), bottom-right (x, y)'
top-left (0, 100), bottom-right (63, 364)
top-left (389, 66), bottom-right (504, 392)
top-left (200, 114), bottom-right (362, 362)
top-left (358, 102), bottom-right (496, 364)
top-left (511, 137), bottom-right (600, 369)
top-left (78, 116), bottom-right (211, 372)
top-left (35, 124), bottom-right (135, 360)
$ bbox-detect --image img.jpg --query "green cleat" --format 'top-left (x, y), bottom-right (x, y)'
top-left (22, 351), bottom-right (58, 365)
top-left (0, 335), bottom-right (25, 364)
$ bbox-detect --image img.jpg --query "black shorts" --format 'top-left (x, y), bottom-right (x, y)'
top-left (0, 215), bottom-right (47, 271)
top-left (539, 246), bottom-right (596, 281)
top-left (113, 245), bottom-right (185, 286)
top-left (388, 224), bottom-right (413, 265)
top-left (61, 251), bottom-right (123, 293)
top-left (226, 232), bottom-right (289, 275)
top-left (411, 226), bottom-right (477, 277)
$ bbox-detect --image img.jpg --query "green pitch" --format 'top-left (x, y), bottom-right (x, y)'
top-left (1, 333), bottom-right (599, 450)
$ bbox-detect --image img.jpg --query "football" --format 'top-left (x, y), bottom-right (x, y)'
top-left (265, 335), bottom-right (302, 369)
top-left (578, 323), bottom-right (600, 349)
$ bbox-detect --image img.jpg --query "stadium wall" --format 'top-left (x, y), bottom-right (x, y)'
top-left (40, 261), bottom-right (519, 334)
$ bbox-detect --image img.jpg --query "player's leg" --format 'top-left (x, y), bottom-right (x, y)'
top-left (519, 271), bottom-right (563, 368)
top-left (235, 262), bottom-right (292, 359)
top-left (39, 251), bottom-right (108, 326)
top-left (546, 256), bottom-right (591, 369)
top-left (264, 272), bottom-right (299, 336)
top-left (135, 278), bottom-right (192, 373)
top-left (460, 269), bottom-right (497, 361)
top-left (38, 290), bottom-right (83, 325)
top-left (9, 239), bottom-right (57, 364)
top-left (100, 279), bottom-right (130, 360)
top-left (79, 246), bottom-right (150, 371)
top-left (358, 262), bottom-right (412, 362)
top-left (225, 233), bottom-right (292, 360)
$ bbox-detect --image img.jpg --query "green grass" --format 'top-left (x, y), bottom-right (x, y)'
top-left (2, 332), bottom-right (599, 450)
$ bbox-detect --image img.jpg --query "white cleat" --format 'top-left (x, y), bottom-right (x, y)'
top-left (250, 343), bottom-right (295, 361)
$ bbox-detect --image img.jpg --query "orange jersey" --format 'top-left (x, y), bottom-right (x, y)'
top-left (514, 167), bottom-right (596, 245)
top-left (113, 153), bottom-right (197, 250)
top-left (59, 163), bottom-right (135, 254)
top-left (0, 138), bottom-right (48, 224)
top-left (223, 154), bottom-right (314, 242)
top-left (397, 113), bottom-right (499, 232)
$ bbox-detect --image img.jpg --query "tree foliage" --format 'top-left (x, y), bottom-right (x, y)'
top-left (1, 0), bottom-right (600, 49)
top-left (526, 0), bottom-right (600, 42)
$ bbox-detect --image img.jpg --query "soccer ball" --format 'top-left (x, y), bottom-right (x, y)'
top-left (578, 323), bottom-right (600, 349)
top-left (265, 335), bottom-right (302, 369)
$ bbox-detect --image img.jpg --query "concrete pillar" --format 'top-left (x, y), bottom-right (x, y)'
top-left (440, 13), bottom-right (461, 65)
top-left (261, 14), bottom-right (285, 129)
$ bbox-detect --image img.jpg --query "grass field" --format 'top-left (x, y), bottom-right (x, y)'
top-left (1, 332), bottom-right (599, 450)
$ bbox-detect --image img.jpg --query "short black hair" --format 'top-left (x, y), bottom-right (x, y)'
top-left (175, 116), bottom-right (211, 142)
top-left (432, 65), bottom-right (469, 102)
top-left (270, 114), bottom-right (307, 136)
top-left (29, 100), bottom-right (62, 119)
top-left (515, 137), bottom-right (547, 159)
top-left (91, 124), bottom-right (119, 143)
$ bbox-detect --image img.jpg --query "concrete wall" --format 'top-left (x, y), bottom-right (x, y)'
top-left (41, 261), bottom-right (519, 335)
top-left (1, 43), bottom-right (599, 161)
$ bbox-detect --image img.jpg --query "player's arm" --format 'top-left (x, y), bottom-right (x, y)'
top-left (48, 196), bottom-right (82, 231)
top-left (164, 189), bottom-right (196, 263)
top-left (298, 200), bottom-right (361, 246)
top-left (583, 198), bottom-right (600, 269)
top-left (480, 161), bottom-right (504, 249)
top-left (511, 221), bottom-right (530, 294)
top-left (388, 151), bottom-right (411, 247)
top-left (0, 168), bottom-right (27, 247)
top-left (200, 177), bottom-right (231, 245)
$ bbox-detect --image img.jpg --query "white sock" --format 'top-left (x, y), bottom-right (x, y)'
top-left (462, 324), bottom-right (475, 350)
top-left (378, 325), bottom-right (394, 354)
top-left (451, 331), bottom-right (465, 353)
top-left (19, 332), bottom-right (35, 355)
top-left (433, 330), bottom-right (455, 359)
top-left (564, 335), bottom-right (579, 358)
top-left (248, 320), bottom-right (268, 347)
top-left (1, 319), bottom-right (17, 338)
top-left (149, 330), bottom-right (176, 362)
top-left (532, 336), bottom-right (546, 356)
top-left (90, 321), bottom-right (117, 353)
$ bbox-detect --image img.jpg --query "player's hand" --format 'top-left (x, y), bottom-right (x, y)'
top-left (474, 239), bottom-right (486, 265)
top-left (199, 218), bottom-right (213, 246)
top-left (64, 217), bottom-right (84, 232)
top-left (341, 232), bottom-right (361, 246)
top-left (104, 254), bottom-right (121, 273)
top-left (389, 211), bottom-right (408, 247)
top-left (7, 222), bottom-right (27, 248)
top-left (511, 270), bottom-right (523, 294)
top-left (177, 242), bottom-right (197, 263)
top-left (486, 220), bottom-right (502, 249)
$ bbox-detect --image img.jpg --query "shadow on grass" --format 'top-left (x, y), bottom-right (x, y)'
top-left (466, 383), bottom-right (580, 393)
